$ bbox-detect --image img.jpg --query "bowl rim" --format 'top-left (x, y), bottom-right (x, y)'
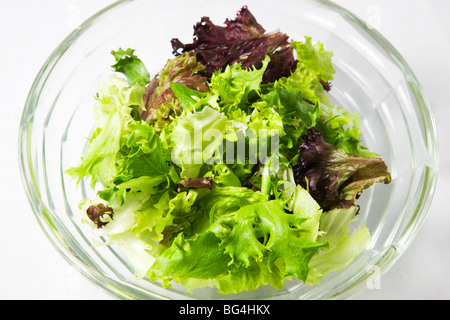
top-left (18, 0), bottom-right (439, 300)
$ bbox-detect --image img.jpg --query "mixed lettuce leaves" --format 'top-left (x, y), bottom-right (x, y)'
top-left (67, 6), bottom-right (391, 295)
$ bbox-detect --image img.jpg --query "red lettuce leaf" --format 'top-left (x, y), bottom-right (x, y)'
top-left (140, 51), bottom-right (209, 129)
top-left (293, 128), bottom-right (391, 211)
top-left (171, 6), bottom-right (297, 84)
top-left (178, 177), bottom-right (213, 190)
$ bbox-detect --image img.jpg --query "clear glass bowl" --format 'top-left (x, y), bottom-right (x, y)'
top-left (18, 0), bottom-right (438, 299)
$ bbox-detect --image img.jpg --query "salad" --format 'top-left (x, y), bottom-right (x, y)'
top-left (67, 6), bottom-right (391, 294)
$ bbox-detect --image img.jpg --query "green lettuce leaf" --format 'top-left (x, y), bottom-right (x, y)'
top-left (294, 36), bottom-right (335, 82)
top-left (261, 81), bottom-right (318, 155)
top-left (132, 191), bottom-right (173, 243)
top-left (208, 163), bottom-right (242, 187)
top-left (149, 231), bottom-right (231, 288)
top-left (307, 205), bottom-right (372, 285)
top-left (209, 55), bottom-right (270, 110)
top-left (277, 37), bottom-right (333, 105)
top-left (117, 121), bottom-right (170, 180)
top-left (193, 186), bottom-right (268, 226)
top-left (111, 48), bottom-right (150, 87)
top-left (292, 185), bottom-right (323, 242)
top-left (171, 106), bottom-right (232, 179)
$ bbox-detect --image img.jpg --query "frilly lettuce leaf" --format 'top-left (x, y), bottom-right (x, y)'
top-left (193, 186), bottom-right (268, 226)
top-left (261, 81), bottom-right (318, 155)
top-left (277, 37), bottom-right (333, 105)
top-left (216, 200), bottom-right (327, 278)
top-left (171, 106), bottom-right (232, 179)
top-left (294, 36), bottom-right (335, 82)
top-left (111, 48), bottom-right (150, 87)
top-left (171, 6), bottom-right (296, 84)
top-left (132, 191), bottom-right (173, 243)
top-left (292, 184), bottom-right (323, 242)
top-left (109, 231), bottom-right (156, 279)
top-left (209, 55), bottom-right (270, 110)
top-left (140, 52), bottom-right (209, 131)
top-left (307, 205), bottom-right (372, 285)
top-left (207, 163), bottom-right (242, 187)
top-left (293, 128), bottom-right (392, 211)
top-left (66, 76), bottom-right (147, 188)
top-left (149, 231), bottom-right (231, 285)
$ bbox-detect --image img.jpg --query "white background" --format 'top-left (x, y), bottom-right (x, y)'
top-left (1, 0), bottom-right (449, 300)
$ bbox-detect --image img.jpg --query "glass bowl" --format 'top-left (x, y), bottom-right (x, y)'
top-left (18, 0), bottom-right (438, 300)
